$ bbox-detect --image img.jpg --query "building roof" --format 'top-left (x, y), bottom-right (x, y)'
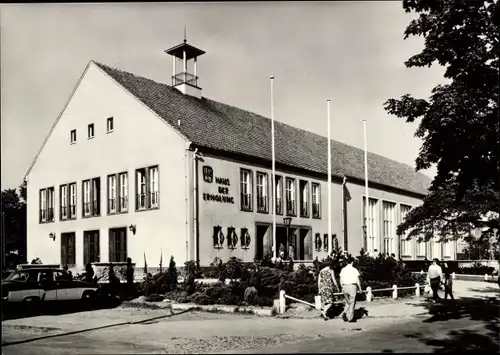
top-left (94, 61), bottom-right (431, 196)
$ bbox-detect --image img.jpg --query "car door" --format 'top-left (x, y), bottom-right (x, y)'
top-left (5, 271), bottom-right (41, 302)
top-left (38, 270), bottom-right (57, 301)
top-left (54, 270), bottom-right (77, 301)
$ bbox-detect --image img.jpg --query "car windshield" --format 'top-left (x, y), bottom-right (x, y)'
top-left (5, 271), bottom-right (30, 282)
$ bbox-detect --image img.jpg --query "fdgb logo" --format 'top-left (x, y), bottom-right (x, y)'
top-left (203, 165), bottom-right (213, 183)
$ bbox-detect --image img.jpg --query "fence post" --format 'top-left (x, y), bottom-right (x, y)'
top-left (279, 290), bottom-right (286, 314)
top-left (366, 286), bottom-right (373, 302)
top-left (484, 273), bottom-right (489, 282)
top-left (415, 283), bottom-right (420, 297)
top-left (314, 295), bottom-right (322, 310)
top-left (452, 272), bottom-right (456, 280)
top-left (392, 284), bottom-right (398, 299)
top-left (420, 270), bottom-right (424, 275)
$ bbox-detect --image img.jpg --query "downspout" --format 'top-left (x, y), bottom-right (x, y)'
top-left (341, 175), bottom-right (347, 251)
top-left (193, 148), bottom-right (200, 263)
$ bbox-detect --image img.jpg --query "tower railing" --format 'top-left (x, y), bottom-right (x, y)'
top-left (172, 72), bottom-right (199, 87)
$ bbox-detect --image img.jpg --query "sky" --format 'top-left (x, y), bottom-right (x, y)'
top-left (0, 2), bottom-right (446, 190)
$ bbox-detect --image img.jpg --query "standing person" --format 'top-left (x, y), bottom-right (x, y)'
top-left (339, 256), bottom-right (362, 323)
top-left (443, 269), bottom-right (454, 301)
top-left (426, 258), bottom-right (443, 301)
top-left (318, 258), bottom-right (340, 320)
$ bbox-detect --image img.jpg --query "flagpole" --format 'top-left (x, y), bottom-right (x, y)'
top-left (271, 76), bottom-right (277, 260)
top-left (363, 119), bottom-right (369, 252)
top-left (327, 100), bottom-right (332, 255)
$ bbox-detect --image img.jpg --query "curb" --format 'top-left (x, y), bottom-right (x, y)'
top-left (170, 303), bottom-right (275, 317)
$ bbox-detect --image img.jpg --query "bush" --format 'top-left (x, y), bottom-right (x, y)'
top-left (31, 257), bottom-right (42, 264)
top-left (167, 256), bottom-right (178, 291)
top-left (225, 257), bottom-right (243, 280)
top-left (457, 264), bottom-right (495, 275)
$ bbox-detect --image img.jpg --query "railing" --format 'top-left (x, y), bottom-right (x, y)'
top-left (60, 206), bottom-right (68, 220)
top-left (108, 198), bottom-right (116, 213)
top-left (275, 198), bottom-right (282, 214)
top-left (312, 203), bottom-right (320, 218)
top-left (137, 194), bottom-right (147, 210)
top-left (300, 202), bottom-right (309, 217)
top-left (150, 191), bottom-right (159, 207)
top-left (286, 200), bottom-right (296, 215)
top-left (241, 194), bottom-right (252, 211)
top-left (47, 208), bottom-right (54, 221)
top-left (172, 72), bottom-right (198, 87)
top-left (70, 205), bottom-right (76, 218)
top-left (119, 197), bottom-right (128, 212)
top-left (257, 196), bottom-right (267, 212)
top-left (277, 283), bottom-right (424, 314)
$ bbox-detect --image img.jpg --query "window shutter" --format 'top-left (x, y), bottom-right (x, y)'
top-left (109, 230), bottom-right (115, 262)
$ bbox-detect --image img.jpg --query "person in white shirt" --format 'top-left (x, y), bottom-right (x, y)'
top-left (426, 258), bottom-right (443, 301)
top-left (339, 256), bottom-right (362, 322)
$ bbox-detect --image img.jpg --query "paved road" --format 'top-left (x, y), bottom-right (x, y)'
top-left (2, 280), bottom-right (498, 354)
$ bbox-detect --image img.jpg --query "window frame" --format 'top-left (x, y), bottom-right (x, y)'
top-left (135, 165), bottom-right (159, 212)
top-left (299, 180), bottom-right (310, 218)
top-left (107, 117), bottom-right (114, 133)
top-left (285, 177), bottom-right (296, 216)
top-left (382, 201), bottom-right (396, 255)
top-left (82, 177), bottom-right (101, 218)
top-left (70, 129), bottom-right (77, 144)
top-left (311, 183), bottom-right (321, 219)
top-left (363, 196), bottom-right (379, 254)
top-left (240, 168), bottom-right (253, 212)
top-left (88, 123), bottom-right (95, 139)
top-left (275, 175), bottom-right (283, 215)
top-left (39, 187), bottom-right (55, 223)
top-left (256, 171), bottom-right (269, 213)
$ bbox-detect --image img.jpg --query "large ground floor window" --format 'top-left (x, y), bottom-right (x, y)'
top-left (61, 232), bottom-right (75, 267)
top-left (109, 227), bottom-right (127, 262)
top-left (254, 224), bottom-right (312, 261)
top-left (84, 230), bottom-right (100, 265)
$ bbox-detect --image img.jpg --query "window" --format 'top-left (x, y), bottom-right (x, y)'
top-left (135, 166), bottom-right (159, 210)
top-left (119, 173), bottom-right (128, 212)
top-left (285, 178), bottom-right (296, 215)
top-left (400, 205), bottom-right (412, 256)
top-left (54, 271), bottom-right (72, 282)
top-left (417, 236), bottom-right (426, 257)
top-left (275, 175), bottom-right (283, 215)
top-left (107, 117), bottom-right (114, 133)
top-left (59, 182), bottom-right (77, 220)
top-left (444, 240), bottom-right (454, 258)
top-left (108, 175), bottom-right (117, 213)
top-left (61, 232), bottom-right (76, 267)
top-left (240, 168), bottom-right (252, 211)
top-left (88, 123), bottom-right (94, 139)
top-left (431, 236), bottom-right (442, 259)
top-left (256, 172), bottom-right (268, 213)
top-left (312, 183), bottom-right (321, 218)
top-left (39, 187), bottom-right (55, 223)
top-left (382, 201), bottom-right (396, 255)
top-left (299, 180), bottom-right (309, 217)
top-left (82, 177), bottom-right (100, 217)
top-left (363, 197), bottom-right (378, 254)
top-left (109, 228), bottom-right (127, 262)
top-left (84, 230), bottom-right (100, 265)
top-left (70, 129), bottom-right (77, 144)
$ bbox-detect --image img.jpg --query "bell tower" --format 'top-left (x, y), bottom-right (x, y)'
top-left (165, 29), bottom-right (206, 99)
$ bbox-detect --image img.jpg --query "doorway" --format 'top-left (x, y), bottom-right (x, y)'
top-left (255, 225), bottom-right (269, 260)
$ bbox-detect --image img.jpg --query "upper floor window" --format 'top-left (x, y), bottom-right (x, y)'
top-left (39, 187), bottom-right (55, 223)
top-left (256, 172), bottom-right (268, 213)
top-left (108, 172), bottom-right (128, 214)
top-left (299, 180), bottom-right (309, 218)
top-left (312, 183), bottom-right (321, 218)
top-left (136, 165), bottom-right (159, 211)
top-left (88, 123), bottom-right (94, 139)
top-left (275, 175), bottom-right (283, 215)
top-left (285, 177), bottom-right (296, 216)
top-left (60, 182), bottom-right (77, 220)
top-left (70, 129), bottom-right (77, 144)
top-left (240, 168), bottom-right (253, 211)
top-left (107, 117), bottom-right (114, 133)
top-left (82, 177), bottom-right (100, 217)
top-left (400, 205), bottom-right (412, 256)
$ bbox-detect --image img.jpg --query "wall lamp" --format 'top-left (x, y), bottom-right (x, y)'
top-left (129, 224), bottom-right (137, 235)
top-left (49, 232), bottom-right (56, 241)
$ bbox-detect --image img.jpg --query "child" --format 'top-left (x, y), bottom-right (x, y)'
top-left (443, 269), bottom-right (454, 301)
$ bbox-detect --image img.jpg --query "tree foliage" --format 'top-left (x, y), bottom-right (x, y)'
top-left (385, 0), bottom-right (499, 241)
top-left (2, 185), bottom-right (27, 267)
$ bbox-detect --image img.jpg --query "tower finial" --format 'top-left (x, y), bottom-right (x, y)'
top-left (184, 26), bottom-right (187, 43)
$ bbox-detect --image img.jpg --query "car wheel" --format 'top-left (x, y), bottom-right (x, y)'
top-left (81, 291), bottom-right (95, 310)
top-left (22, 297), bottom-right (41, 315)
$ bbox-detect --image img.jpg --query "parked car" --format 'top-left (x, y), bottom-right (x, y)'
top-left (1, 267), bottom-right (99, 312)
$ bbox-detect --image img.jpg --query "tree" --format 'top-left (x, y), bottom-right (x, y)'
top-left (384, 0), bottom-right (499, 242)
top-left (2, 187), bottom-right (27, 266)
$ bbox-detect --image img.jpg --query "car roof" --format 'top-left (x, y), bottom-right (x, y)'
top-left (16, 268), bottom-right (64, 273)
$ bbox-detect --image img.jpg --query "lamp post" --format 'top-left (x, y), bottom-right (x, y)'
top-left (283, 217), bottom-right (292, 259)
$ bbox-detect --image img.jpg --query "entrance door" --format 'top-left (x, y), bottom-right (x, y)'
top-left (109, 227), bottom-right (127, 262)
top-left (255, 225), bottom-right (269, 260)
top-left (300, 228), bottom-right (312, 260)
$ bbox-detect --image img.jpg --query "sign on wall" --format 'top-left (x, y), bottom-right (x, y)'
top-left (202, 165), bottom-right (235, 204)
